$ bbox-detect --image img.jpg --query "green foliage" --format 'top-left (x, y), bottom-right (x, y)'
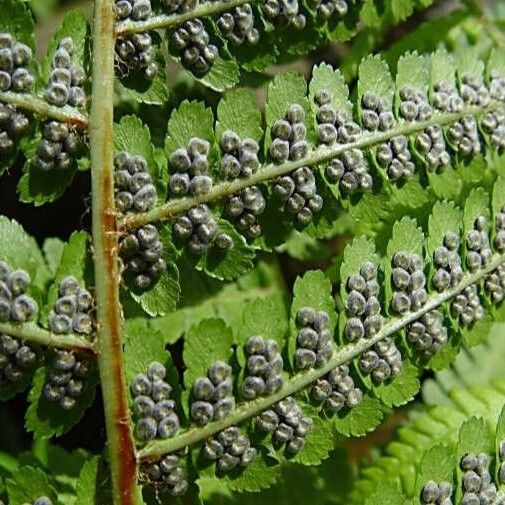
top-left (6, 466), bottom-right (57, 505)
top-left (0, 0), bottom-right (34, 49)
top-left (183, 317), bottom-right (234, 386)
top-left (41, 231), bottom-right (92, 325)
top-left (75, 457), bottom-right (113, 505)
top-left (2, 1), bottom-right (505, 504)
top-left (216, 90), bottom-right (263, 143)
top-left (25, 363), bottom-right (98, 439)
top-left (289, 269), bottom-right (336, 365)
top-left (17, 9), bottom-right (90, 205)
top-left (0, 216), bottom-right (51, 292)
top-left (348, 380), bottom-right (505, 504)
top-left (129, 178), bottom-right (504, 500)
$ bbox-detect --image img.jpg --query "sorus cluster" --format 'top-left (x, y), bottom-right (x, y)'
top-left (460, 73), bottom-right (491, 107)
top-left (173, 204), bottom-right (234, 255)
top-left (316, 89), bottom-right (373, 192)
top-left (219, 131), bottom-right (264, 238)
top-left (398, 86), bottom-right (433, 122)
top-left (36, 37), bottom-right (85, 171)
top-left (432, 81), bottom-right (464, 113)
top-left (262, 0), bottom-right (306, 29)
top-left (113, 151), bottom-right (157, 213)
top-left (490, 71), bottom-right (505, 101)
top-left (407, 309), bottom-right (448, 357)
top-left (115, 0), bottom-right (158, 80)
top-left (28, 498), bottom-right (53, 505)
top-left (0, 33), bottom-right (33, 154)
top-left (119, 224), bottom-right (167, 289)
top-left (202, 426), bottom-right (257, 471)
top-left (170, 137), bottom-right (212, 197)
top-left (459, 452), bottom-right (498, 505)
top-left (314, 0), bottom-right (350, 20)
top-left (241, 335), bottom-right (283, 400)
top-left (256, 396), bottom-right (312, 455)
top-left (191, 361), bottom-right (235, 424)
top-left (482, 108), bottom-right (505, 149)
top-left (0, 334), bottom-right (36, 387)
top-left (33, 121), bottom-right (82, 171)
top-left (375, 135), bottom-right (415, 182)
top-left (0, 33), bottom-right (34, 92)
top-left (0, 262), bottom-right (38, 323)
top-left (270, 103), bottom-right (309, 163)
top-left (217, 4), bottom-right (260, 46)
top-left (0, 103), bottom-right (30, 154)
top-left (311, 364), bottom-right (362, 413)
top-left (271, 105), bottom-right (322, 224)
top-left (294, 307), bottom-right (332, 370)
top-left (415, 124), bottom-right (451, 172)
top-left (420, 480), bottom-right (453, 505)
top-left (170, 20), bottom-right (218, 76)
top-left (389, 249), bottom-right (437, 361)
top-left (465, 216), bottom-right (492, 272)
top-left (390, 251), bottom-right (427, 314)
top-left (140, 454), bottom-right (188, 496)
top-left (274, 167), bottom-right (324, 226)
top-left (226, 186), bottom-right (265, 240)
top-left (131, 361), bottom-right (180, 441)
top-left (482, 69), bottom-right (505, 149)
top-left (344, 261), bottom-right (382, 342)
top-left (45, 37), bottom-right (86, 108)
top-left (220, 130), bottom-right (260, 179)
top-left (361, 92), bottom-right (395, 132)
top-left (115, 0), bottom-right (151, 19)
top-left (451, 284), bottom-right (484, 327)
top-left (447, 115), bottom-right (481, 156)
top-left (48, 276), bottom-right (94, 335)
top-left (484, 265), bottom-right (505, 304)
top-left (161, 0), bottom-right (195, 14)
top-left (432, 232), bottom-right (464, 292)
top-left (401, 84), bottom-right (452, 173)
top-left (43, 350), bottom-right (92, 410)
top-left (359, 337), bottom-right (403, 383)
top-left (314, 89), bottom-right (362, 145)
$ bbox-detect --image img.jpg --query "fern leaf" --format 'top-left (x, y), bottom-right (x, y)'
top-left (119, 46), bottom-right (505, 293)
top-left (25, 363), bottom-right (98, 438)
top-left (422, 322), bottom-right (505, 406)
top-left (348, 382), bottom-right (505, 504)
top-left (3, 175), bottom-right (505, 495)
top-left (127, 176), bottom-right (505, 498)
top-left (6, 466), bottom-right (57, 505)
top-left (114, 0), bottom-right (437, 89)
top-left (75, 456), bottom-right (113, 505)
top-left (16, 10), bottom-right (90, 206)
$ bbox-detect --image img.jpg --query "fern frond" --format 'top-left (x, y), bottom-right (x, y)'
top-left (422, 322), bottom-right (505, 406)
top-left (137, 251), bottom-right (505, 458)
top-left (347, 380), bottom-right (505, 504)
top-left (117, 0), bottom-right (436, 35)
top-left (113, 46), bottom-right (505, 298)
top-left (117, 177), bottom-right (505, 498)
top-left (114, 0), bottom-right (436, 90)
top-left (2, 3), bottom-right (505, 503)
top-left (121, 102), bottom-right (500, 231)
